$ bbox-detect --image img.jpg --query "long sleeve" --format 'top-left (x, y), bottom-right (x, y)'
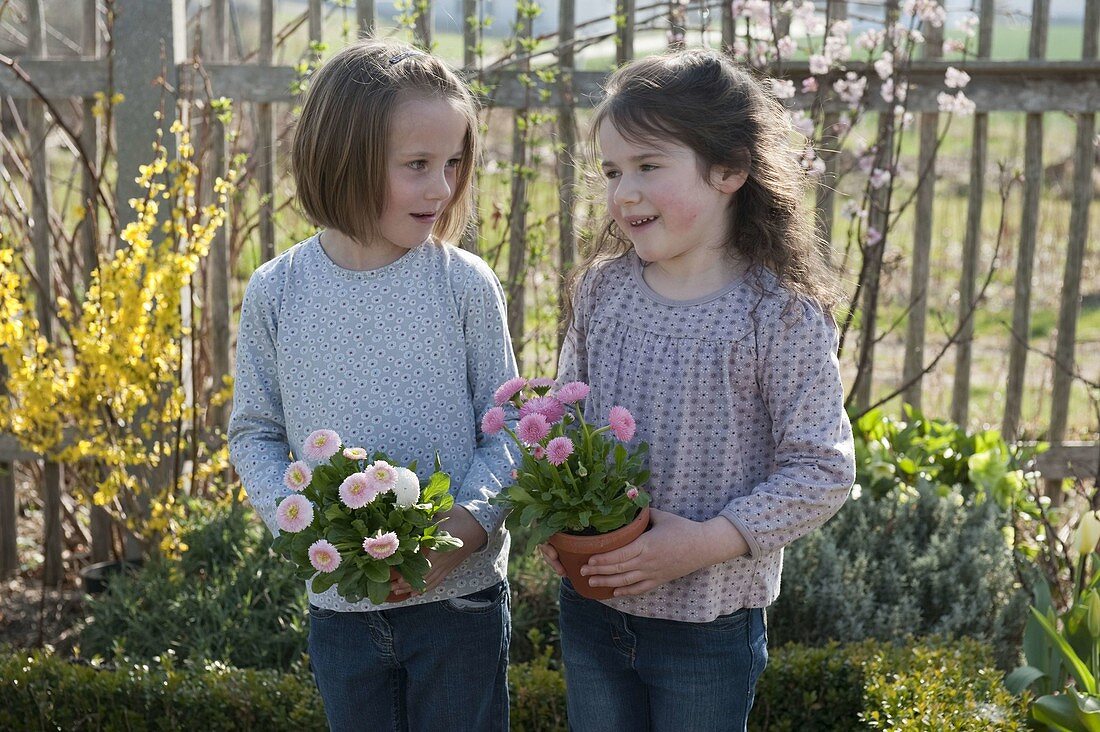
top-left (719, 300), bottom-right (855, 557)
top-left (452, 261), bottom-right (519, 536)
top-left (227, 267), bottom-right (292, 536)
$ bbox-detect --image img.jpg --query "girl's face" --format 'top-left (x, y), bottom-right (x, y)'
top-left (598, 122), bottom-right (746, 271)
top-left (379, 96), bottom-right (468, 249)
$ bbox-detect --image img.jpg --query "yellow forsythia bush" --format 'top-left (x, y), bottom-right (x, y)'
top-left (0, 118), bottom-right (237, 556)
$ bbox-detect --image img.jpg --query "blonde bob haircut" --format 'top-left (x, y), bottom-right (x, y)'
top-left (291, 39), bottom-right (480, 246)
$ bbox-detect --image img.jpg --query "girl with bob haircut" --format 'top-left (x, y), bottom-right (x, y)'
top-left (542, 49), bottom-right (855, 731)
top-left (229, 38), bottom-right (517, 731)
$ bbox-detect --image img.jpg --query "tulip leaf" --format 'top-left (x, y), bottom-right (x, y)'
top-left (1033, 694), bottom-right (1084, 732)
top-left (1072, 690), bottom-right (1100, 732)
top-left (1032, 607), bottom-right (1099, 696)
top-left (1005, 665), bottom-right (1048, 695)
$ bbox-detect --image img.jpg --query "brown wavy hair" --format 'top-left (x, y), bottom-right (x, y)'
top-left (567, 48), bottom-right (840, 321)
top-left (291, 38), bottom-right (479, 246)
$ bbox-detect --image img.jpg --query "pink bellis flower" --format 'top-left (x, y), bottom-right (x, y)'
top-left (339, 473), bottom-right (378, 510)
top-left (546, 436), bottom-right (575, 466)
top-left (608, 406), bottom-right (636, 443)
top-left (494, 376), bottom-right (528, 406)
top-left (520, 396), bottom-right (566, 425)
top-left (284, 461), bottom-right (311, 492)
top-left (308, 539), bottom-right (341, 573)
top-left (517, 413), bottom-right (551, 446)
top-left (303, 429), bottom-right (341, 461)
top-left (481, 406), bottom-right (506, 435)
top-left (554, 381), bottom-right (590, 404)
top-left (276, 494), bottom-right (314, 533)
top-left (363, 532), bottom-right (400, 560)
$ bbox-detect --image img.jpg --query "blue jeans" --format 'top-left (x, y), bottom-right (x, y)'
top-left (559, 579), bottom-right (767, 731)
top-left (307, 580), bottom-right (510, 732)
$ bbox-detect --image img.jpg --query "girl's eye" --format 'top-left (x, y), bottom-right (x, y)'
top-left (603, 169), bottom-right (620, 180)
top-left (445, 158), bottom-right (461, 169)
top-left (408, 160), bottom-right (427, 170)
top-left (639, 164), bottom-right (657, 172)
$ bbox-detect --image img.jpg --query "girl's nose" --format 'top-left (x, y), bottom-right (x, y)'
top-left (611, 178), bottom-right (640, 207)
top-left (427, 171), bottom-right (453, 202)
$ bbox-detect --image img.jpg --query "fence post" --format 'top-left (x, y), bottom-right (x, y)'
top-left (1003, 0), bottom-right (1050, 440)
top-left (208, 0), bottom-right (232, 433)
top-left (83, 0), bottom-right (113, 564)
top-left (257, 0), bottom-right (276, 264)
top-left (26, 0), bottom-right (64, 588)
top-left (113, 0), bottom-right (185, 225)
top-left (557, 0), bottom-right (577, 354)
top-left (952, 0), bottom-right (996, 426)
top-left (901, 20), bottom-right (943, 411)
top-left (414, 0), bottom-right (433, 50)
top-left (1046, 0), bottom-right (1098, 495)
top-left (460, 0), bottom-right (480, 253)
top-left (506, 4), bottom-right (534, 370)
top-left (616, 0), bottom-right (634, 65)
top-left (359, 0), bottom-right (375, 37)
top-left (852, 0), bottom-right (900, 411)
top-left (814, 0), bottom-right (847, 263)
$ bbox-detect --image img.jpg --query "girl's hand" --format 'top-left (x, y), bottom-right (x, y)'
top-left (537, 543), bottom-right (566, 576)
top-left (579, 508), bottom-right (749, 597)
top-left (389, 505), bottom-right (487, 598)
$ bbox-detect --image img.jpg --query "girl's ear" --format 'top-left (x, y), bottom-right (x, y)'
top-left (712, 166), bottom-right (749, 195)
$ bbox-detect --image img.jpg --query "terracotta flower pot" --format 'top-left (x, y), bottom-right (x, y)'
top-left (548, 506), bottom-right (651, 600)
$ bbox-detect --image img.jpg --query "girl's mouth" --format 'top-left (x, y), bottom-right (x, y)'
top-left (411, 212), bottom-right (438, 222)
top-left (628, 215), bottom-right (658, 228)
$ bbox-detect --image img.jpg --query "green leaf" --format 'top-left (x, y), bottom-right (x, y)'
top-left (1032, 607), bottom-right (1098, 695)
top-left (1033, 694), bottom-right (1087, 732)
top-left (1005, 665), bottom-right (1048, 695)
top-left (367, 579), bottom-right (392, 606)
top-left (1073, 690), bottom-right (1100, 732)
top-left (422, 472), bottom-right (451, 502)
top-left (363, 560), bottom-right (392, 584)
top-left (310, 571), bottom-right (338, 595)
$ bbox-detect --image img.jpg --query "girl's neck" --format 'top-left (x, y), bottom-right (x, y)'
top-left (640, 247), bottom-right (749, 301)
top-left (319, 229), bottom-right (413, 272)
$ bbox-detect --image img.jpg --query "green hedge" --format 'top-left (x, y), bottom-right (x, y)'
top-left (1, 638), bottom-right (1023, 731)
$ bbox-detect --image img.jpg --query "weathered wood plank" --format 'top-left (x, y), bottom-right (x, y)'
top-left (1034, 443), bottom-right (1100, 482)
top-left (952, 0), bottom-right (995, 426)
top-left (358, 0), bottom-right (375, 37)
top-left (26, 0), bottom-right (63, 588)
top-left (113, 0), bottom-right (185, 225)
top-left (506, 5), bottom-right (533, 370)
top-left (414, 0), bottom-right (432, 50)
top-left (1004, 0), bottom-right (1050, 440)
top-left (852, 0), bottom-right (900, 411)
top-left (1046, 0), bottom-right (1098, 492)
top-left (8, 59), bottom-right (1099, 112)
top-left (209, 0), bottom-right (232, 431)
top-left (257, 0), bottom-right (276, 263)
top-left (814, 0), bottom-right (847, 262)
top-left (616, 0), bottom-right (634, 64)
top-left (557, 0), bottom-right (577, 354)
top-left (901, 20), bottom-right (943, 410)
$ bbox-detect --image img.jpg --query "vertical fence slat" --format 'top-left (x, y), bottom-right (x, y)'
top-left (460, 0), bottom-right (480, 253)
top-left (616, 0), bottom-right (634, 65)
top-left (414, 0), bottom-right (432, 50)
top-left (1047, 0), bottom-right (1098, 486)
top-left (358, 0), bottom-right (375, 37)
top-left (814, 0), bottom-right (847, 262)
top-left (1003, 0), bottom-right (1050, 439)
top-left (506, 5), bottom-right (533, 369)
top-left (26, 0), bottom-right (64, 587)
top-left (721, 0), bottom-right (734, 52)
top-left (209, 0), bottom-right (232, 431)
top-left (557, 0), bottom-right (577, 354)
top-left (852, 0), bottom-right (900, 411)
top-left (308, 0), bottom-right (323, 49)
top-left (901, 20), bottom-right (943, 410)
top-left (114, 0), bottom-right (184, 225)
top-left (83, 0), bottom-right (112, 564)
top-left (951, 0), bottom-right (995, 426)
top-left (258, 0), bottom-right (276, 264)
top-left (462, 0), bottom-right (477, 68)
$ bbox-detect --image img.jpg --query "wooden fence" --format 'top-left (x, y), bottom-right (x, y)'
top-left (0, 0), bottom-right (1097, 582)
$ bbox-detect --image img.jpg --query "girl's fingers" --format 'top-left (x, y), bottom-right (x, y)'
top-left (586, 569), bottom-right (648, 588)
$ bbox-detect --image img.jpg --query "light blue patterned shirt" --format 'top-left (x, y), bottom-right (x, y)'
top-left (228, 234), bottom-right (518, 611)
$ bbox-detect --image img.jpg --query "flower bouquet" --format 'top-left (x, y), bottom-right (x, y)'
top-left (270, 429), bottom-right (462, 605)
top-left (486, 378), bottom-right (650, 598)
